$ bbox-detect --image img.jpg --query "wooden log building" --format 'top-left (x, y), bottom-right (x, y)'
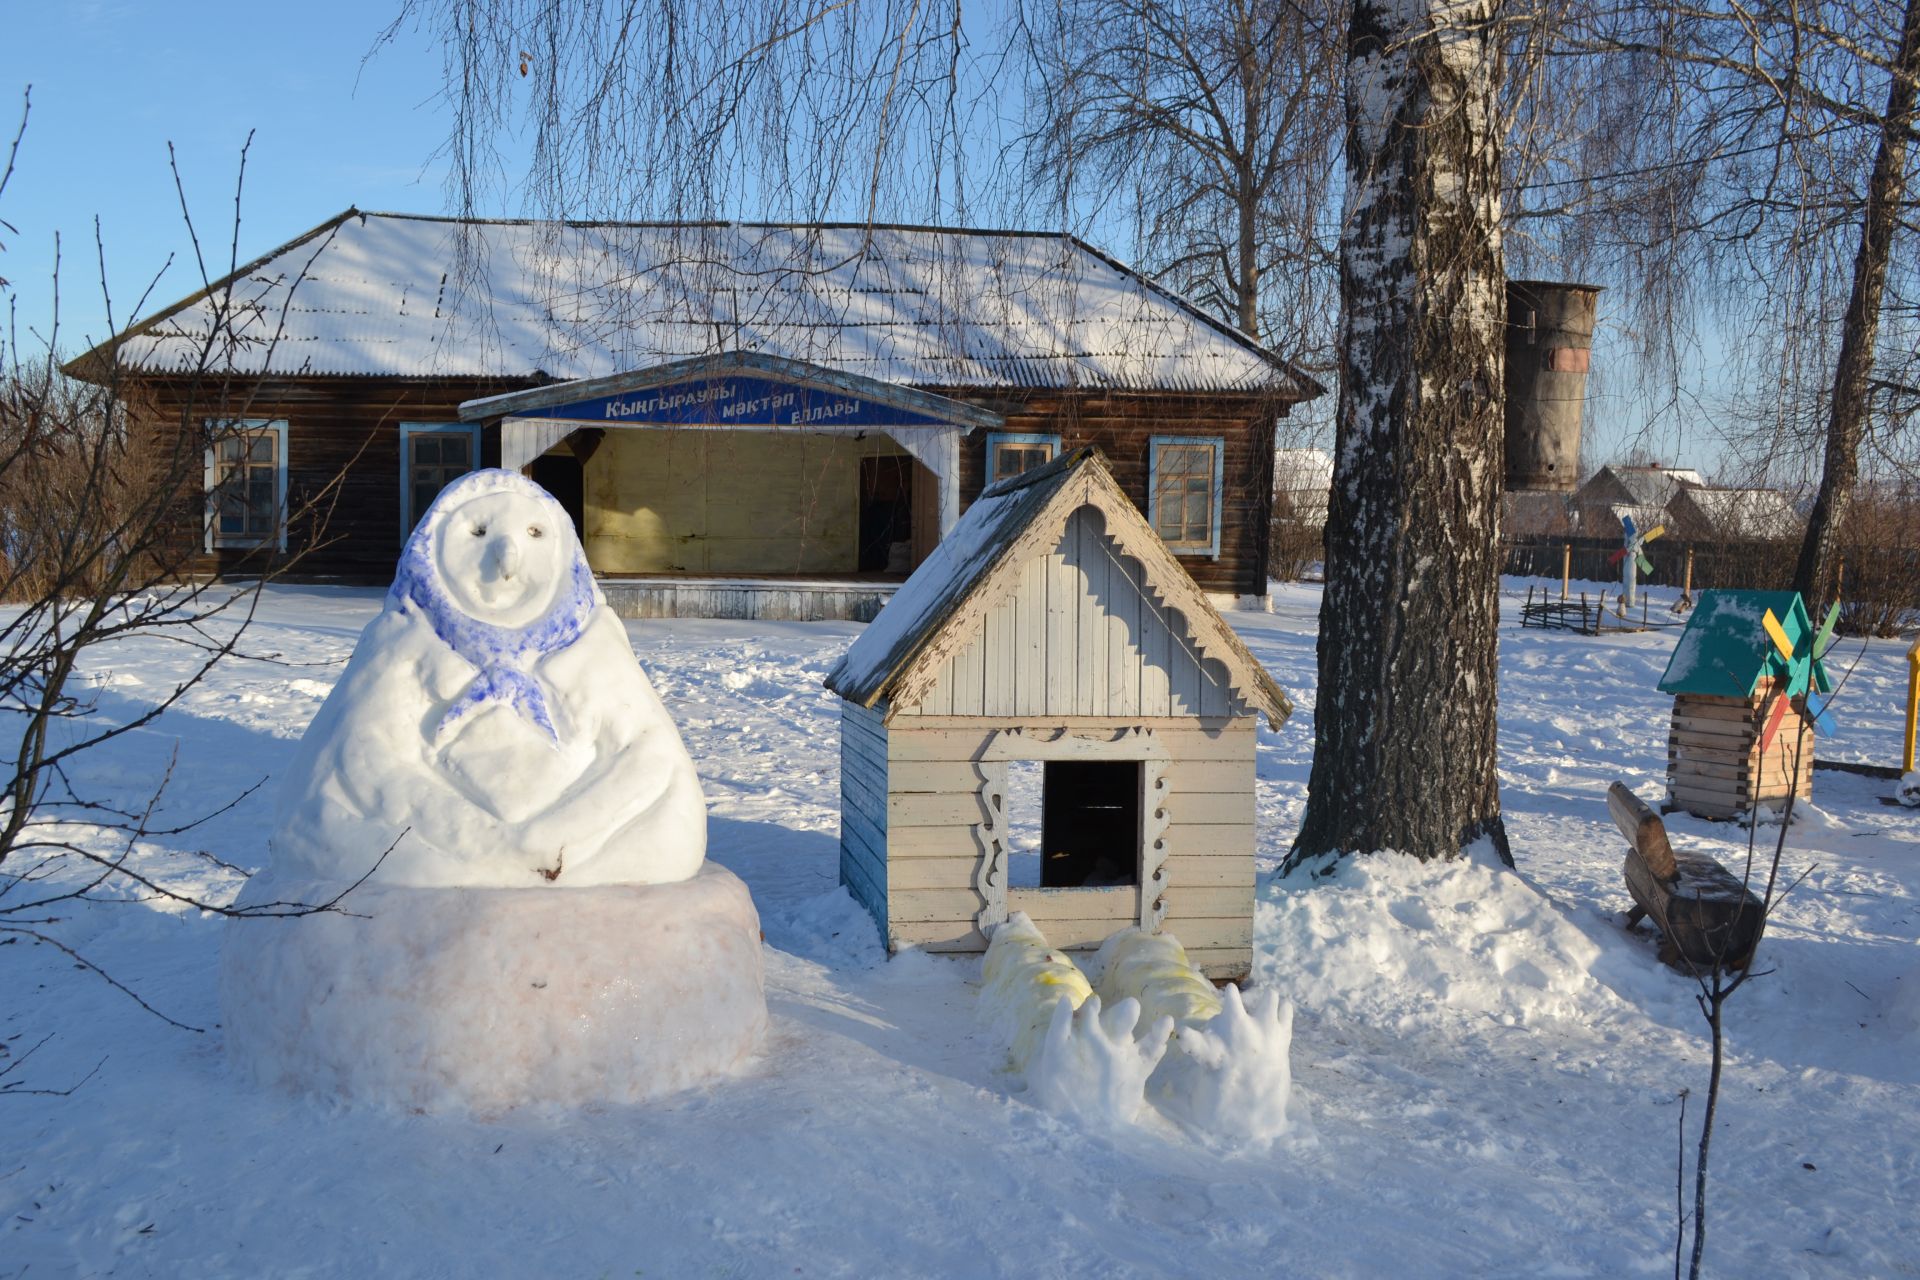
top-left (824, 447), bottom-right (1292, 980)
top-left (68, 210), bottom-right (1322, 618)
top-left (1656, 589), bottom-right (1828, 820)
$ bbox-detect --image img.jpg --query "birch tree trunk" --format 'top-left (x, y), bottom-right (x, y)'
top-left (1790, 0), bottom-right (1920, 610)
top-left (1287, 0), bottom-right (1510, 868)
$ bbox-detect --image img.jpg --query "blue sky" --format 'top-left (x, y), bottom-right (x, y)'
top-left (5, 1), bottom-right (452, 354)
top-left (4, 2), bottom-right (1712, 473)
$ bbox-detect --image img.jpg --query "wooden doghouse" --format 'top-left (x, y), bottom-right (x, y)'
top-left (1656, 589), bottom-right (1828, 820)
top-left (823, 448), bottom-right (1292, 980)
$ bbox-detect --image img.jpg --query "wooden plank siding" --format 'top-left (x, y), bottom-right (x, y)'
top-left (941, 389), bottom-right (1284, 597)
top-left (899, 506), bottom-right (1242, 720)
top-left (131, 377), bottom-right (1284, 597)
top-left (839, 702), bottom-right (891, 931)
top-left (1666, 687), bottom-right (1815, 820)
top-left (137, 376), bottom-right (527, 580)
top-left (870, 716), bottom-right (1256, 979)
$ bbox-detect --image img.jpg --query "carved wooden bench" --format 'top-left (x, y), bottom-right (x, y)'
top-left (1606, 782), bottom-right (1764, 972)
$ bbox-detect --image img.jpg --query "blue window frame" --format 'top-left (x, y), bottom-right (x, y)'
top-left (985, 432), bottom-right (1062, 487)
top-left (1148, 436), bottom-right (1225, 558)
top-left (399, 423), bottom-right (483, 539)
top-left (203, 419), bottom-right (288, 551)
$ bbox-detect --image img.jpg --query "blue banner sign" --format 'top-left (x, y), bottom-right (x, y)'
top-left (514, 375), bottom-right (957, 430)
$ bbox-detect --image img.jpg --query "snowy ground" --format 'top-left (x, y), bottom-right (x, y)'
top-left (4, 579), bottom-right (1917, 1278)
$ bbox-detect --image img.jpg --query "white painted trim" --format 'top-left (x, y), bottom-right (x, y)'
top-left (984, 431), bottom-right (1062, 488)
top-left (398, 422), bottom-right (484, 540)
top-left (203, 419), bottom-right (288, 553)
top-left (499, 417), bottom-right (578, 475)
top-left (884, 426), bottom-right (965, 537)
top-left (971, 726), bottom-right (1172, 935)
top-left (1148, 435), bottom-right (1226, 558)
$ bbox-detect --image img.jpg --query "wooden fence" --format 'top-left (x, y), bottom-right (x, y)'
top-left (1505, 534), bottom-right (1920, 607)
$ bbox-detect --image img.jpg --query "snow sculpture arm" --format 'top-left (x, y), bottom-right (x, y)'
top-left (1092, 927), bottom-right (1223, 1035)
top-left (504, 609), bottom-right (707, 885)
top-left (1154, 985), bottom-right (1296, 1145)
top-left (979, 913), bottom-right (1171, 1127)
top-left (1026, 994), bottom-right (1172, 1128)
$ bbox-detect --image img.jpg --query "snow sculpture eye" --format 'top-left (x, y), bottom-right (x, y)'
top-left (431, 487), bottom-right (572, 628)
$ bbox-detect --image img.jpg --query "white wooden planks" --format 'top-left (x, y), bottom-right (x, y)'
top-left (901, 507), bottom-right (1241, 721)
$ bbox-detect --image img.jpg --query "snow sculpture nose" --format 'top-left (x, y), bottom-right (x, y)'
top-left (490, 533), bottom-right (523, 582)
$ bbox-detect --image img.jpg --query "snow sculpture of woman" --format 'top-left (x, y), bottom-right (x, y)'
top-left (269, 468), bottom-right (706, 887)
top-left (224, 471), bottom-right (763, 1113)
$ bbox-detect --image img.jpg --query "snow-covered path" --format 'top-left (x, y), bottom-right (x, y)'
top-left (4, 582), bottom-right (1916, 1277)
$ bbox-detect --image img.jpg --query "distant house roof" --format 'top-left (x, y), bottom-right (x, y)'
top-left (1668, 487), bottom-right (1800, 541)
top-left (1657, 589), bottom-right (1831, 699)
top-left (71, 210), bottom-right (1324, 398)
top-left (1273, 447), bottom-right (1334, 524)
top-left (824, 447), bottom-right (1292, 726)
top-left (1575, 464), bottom-right (1704, 511)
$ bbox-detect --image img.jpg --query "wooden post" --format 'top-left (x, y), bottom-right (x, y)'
top-left (1905, 638), bottom-right (1919, 774)
top-left (1561, 542), bottom-right (1571, 602)
top-left (1672, 547), bottom-right (1695, 614)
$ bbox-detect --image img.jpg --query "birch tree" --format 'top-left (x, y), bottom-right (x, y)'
top-left (1016, 0), bottom-right (1345, 369)
top-left (1286, 0), bottom-right (1512, 867)
top-left (1511, 0), bottom-right (1920, 599)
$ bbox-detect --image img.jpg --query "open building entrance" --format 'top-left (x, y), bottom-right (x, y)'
top-left (857, 455), bottom-right (915, 574)
top-left (1003, 759), bottom-right (1143, 889)
top-left (528, 452), bottom-right (586, 540)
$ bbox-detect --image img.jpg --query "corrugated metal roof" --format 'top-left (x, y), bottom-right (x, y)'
top-left (1672, 487), bottom-right (1801, 540)
top-left (85, 211), bottom-right (1321, 397)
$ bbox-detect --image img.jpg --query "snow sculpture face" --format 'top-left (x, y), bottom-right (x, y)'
top-left (432, 489), bottom-right (569, 629)
top-left (392, 469), bottom-right (600, 744)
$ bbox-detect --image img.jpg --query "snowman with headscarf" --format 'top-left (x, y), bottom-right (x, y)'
top-left (268, 468), bottom-right (707, 888)
top-left (224, 471), bottom-right (765, 1112)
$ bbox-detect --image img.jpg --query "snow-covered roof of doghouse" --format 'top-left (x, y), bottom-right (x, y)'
top-left (1657, 589), bottom-right (1831, 699)
top-left (71, 210), bottom-right (1324, 397)
top-left (825, 447), bottom-right (1293, 726)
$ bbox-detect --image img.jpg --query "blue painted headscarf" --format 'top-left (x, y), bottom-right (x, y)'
top-left (390, 469), bottom-right (600, 743)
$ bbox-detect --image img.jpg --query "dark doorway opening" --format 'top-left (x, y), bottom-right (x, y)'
top-left (529, 453), bottom-right (586, 540)
top-left (1040, 761), bottom-right (1142, 888)
top-left (858, 455), bottom-right (914, 574)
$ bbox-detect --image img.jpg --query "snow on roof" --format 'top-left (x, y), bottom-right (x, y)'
top-left (1274, 447), bottom-right (1333, 484)
top-left (824, 447), bottom-right (1291, 725)
top-left (1672, 487), bottom-right (1800, 540)
top-left (1273, 447), bottom-right (1334, 524)
top-left (81, 211), bottom-right (1322, 396)
top-left (1578, 465), bottom-right (1704, 513)
top-left (1657, 589), bottom-right (1829, 699)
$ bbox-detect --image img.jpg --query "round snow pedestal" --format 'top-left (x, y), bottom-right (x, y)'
top-left (220, 863), bottom-right (766, 1112)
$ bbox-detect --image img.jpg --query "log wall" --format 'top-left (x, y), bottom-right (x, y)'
top-left (945, 389), bottom-right (1282, 597)
top-left (138, 376), bottom-right (525, 580)
top-left (1666, 681), bottom-right (1815, 820)
top-left (133, 377), bottom-right (1286, 594)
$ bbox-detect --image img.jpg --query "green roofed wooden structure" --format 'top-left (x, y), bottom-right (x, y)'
top-left (1656, 589), bottom-right (1830, 820)
top-left (824, 447), bottom-right (1291, 980)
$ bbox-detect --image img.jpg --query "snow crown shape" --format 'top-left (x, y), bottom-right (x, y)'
top-left (264, 469), bottom-right (708, 889)
top-left (392, 468), bottom-right (599, 742)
